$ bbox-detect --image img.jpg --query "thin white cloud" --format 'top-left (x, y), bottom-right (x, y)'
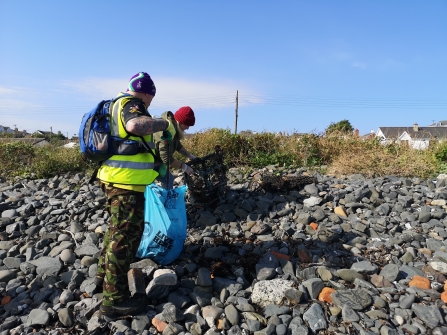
top-left (0, 86), bottom-right (18, 95)
top-left (0, 77), bottom-right (265, 135)
top-left (334, 51), bottom-right (352, 61)
top-left (0, 98), bottom-right (42, 110)
top-left (379, 58), bottom-right (405, 69)
top-left (61, 76), bottom-right (265, 109)
top-left (60, 78), bottom-right (125, 98)
top-left (352, 61), bottom-right (367, 69)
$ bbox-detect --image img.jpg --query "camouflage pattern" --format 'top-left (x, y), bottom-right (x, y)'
top-left (97, 183), bottom-right (145, 306)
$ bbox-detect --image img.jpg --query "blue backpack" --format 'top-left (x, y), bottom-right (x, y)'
top-left (79, 95), bottom-right (152, 162)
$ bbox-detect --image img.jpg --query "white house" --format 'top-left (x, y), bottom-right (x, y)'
top-left (429, 120), bottom-right (447, 127)
top-left (376, 123), bottom-right (447, 149)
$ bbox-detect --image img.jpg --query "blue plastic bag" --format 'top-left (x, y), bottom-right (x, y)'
top-left (136, 184), bottom-right (188, 265)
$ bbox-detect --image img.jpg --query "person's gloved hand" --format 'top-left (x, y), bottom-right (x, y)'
top-left (182, 163), bottom-right (194, 175)
top-left (157, 163), bottom-right (167, 177)
top-left (161, 120), bottom-right (176, 143)
top-left (188, 154), bottom-right (197, 160)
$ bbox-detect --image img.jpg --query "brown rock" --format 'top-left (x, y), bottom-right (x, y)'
top-left (318, 287), bottom-right (336, 303)
top-left (442, 291), bottom-right (447, 303)
top-left (370, 274), bottom-right (393, 288)
top-left (1, 296), bottom-right (11, 306)
top-left (271, 251), bottom-right (291, 261)
top-left (419, 248), bottom-right (432, 257)
top-left (409, 275), bottom-right (430, 290)
top-left (334, 206), bottom-right (347, 217)
top-left (297, 249), bottom-right (312, 263)
top-left (309, 222), bottom-right (318, 231)
top-left (152, 318), bottom-right (168, 332)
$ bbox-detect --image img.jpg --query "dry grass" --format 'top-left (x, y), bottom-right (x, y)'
top-left (327, 142), bottom-right (440, 179)
top-left (319, 132), bottom-right (441, 178)
top-left (183, 129), bottom-right (444, 179)
top-left (1, 129), bottom-right (445, 180)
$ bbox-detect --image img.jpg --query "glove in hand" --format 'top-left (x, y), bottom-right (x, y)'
top-left (182, 163), bottom-right (194, 175)
top-left (157, 163), bottom-right (167, 177)
top-left (161, 120), bottom-right (176, 143)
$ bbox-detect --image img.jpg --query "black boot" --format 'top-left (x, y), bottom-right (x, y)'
top-left (99, 297), bottom-right (148, 319)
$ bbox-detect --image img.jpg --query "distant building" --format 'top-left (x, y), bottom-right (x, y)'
top-left (0, 125), bottom-right (30, 137)
top-left (376, 122), bottom-right (447, 149)
top-left (429, 120), bottom-right (447, 127)
top-left (0, 125), bottom-right (14, 134)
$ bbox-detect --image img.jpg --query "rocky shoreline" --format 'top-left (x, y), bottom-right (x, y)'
top-left (1, 167), bottom-right (447, 335)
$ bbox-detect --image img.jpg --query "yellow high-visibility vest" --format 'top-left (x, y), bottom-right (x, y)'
top-left (97, 93), bottom-right (158, 191)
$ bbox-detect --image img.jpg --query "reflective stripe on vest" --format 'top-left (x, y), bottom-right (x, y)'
top-left (102, 159), bottom-right (154, 170)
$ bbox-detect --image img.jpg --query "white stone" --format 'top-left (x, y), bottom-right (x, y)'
top-left (430, 199), bottom-right (446, 206)
top-left (251, 279), bottom-right (294, 307)
top-left (430, 261), bottom-right (447, 274)
top-left (395, 315), bottom-right (404, 325)
top-left (303, 196), bottom-right (323, 207)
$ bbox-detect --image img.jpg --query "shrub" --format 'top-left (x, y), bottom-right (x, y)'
top-left (327, 140), bottom-right (440, 179)
top-left (0, 142), bottom-right (88, 180)
top-left (1, 129), bottom-right (446, 180)
top-left (0, 142), bottom-right (36, 178)
top-left (325, 119), bottom-right (354, 134)
top-left (431, 140), bottom-right (447, 162)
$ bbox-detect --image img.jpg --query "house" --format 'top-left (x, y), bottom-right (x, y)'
top-left (0, 125), bottom-right (31, 137)
top-left (0, 126), bottom-right (14, 134)
top-left (360, 130), bottom-right (376, 140)
top-left (429, 120), bottom-right (447, 127)
top-left (376, 123), bottom-right (447, 149)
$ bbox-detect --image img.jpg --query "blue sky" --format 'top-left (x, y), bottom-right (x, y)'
top-left (0, 1), bottom-right (446, 138)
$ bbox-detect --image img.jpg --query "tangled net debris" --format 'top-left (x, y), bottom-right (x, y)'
top-left (184, 146), bottom-right (227, 205)
top-left (248, 172), bottom-right (316, 193)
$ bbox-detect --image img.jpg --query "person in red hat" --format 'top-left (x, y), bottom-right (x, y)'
top-left (154, 106), bottom-right (197, 188)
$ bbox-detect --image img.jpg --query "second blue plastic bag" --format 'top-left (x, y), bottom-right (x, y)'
top-left (136, 183), bottom-right (188, 265)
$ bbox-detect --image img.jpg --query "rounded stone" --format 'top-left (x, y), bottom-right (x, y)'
top-left (60, 249), bottom-right (76, 264)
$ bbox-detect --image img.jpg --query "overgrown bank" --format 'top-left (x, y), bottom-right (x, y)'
top-left (1, 129), bottom-right (447, 180)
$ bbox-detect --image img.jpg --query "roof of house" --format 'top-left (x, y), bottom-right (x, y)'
top-left (378, 126), bottom-right (447, 139)
top-left (429, 120), bottom-right (447, 126)
top-left (37, 130), bottom-right (53, 135)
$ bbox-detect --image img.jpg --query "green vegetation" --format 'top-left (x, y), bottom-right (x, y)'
top-left (325, 119), bottom-right (354, 134)
top-left (0, 141), bottom-right (90, 180)
top-left (1, 128), bottom-right (447, 181)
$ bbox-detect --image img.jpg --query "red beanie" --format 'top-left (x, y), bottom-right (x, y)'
top-left (174, 106), bottom-right (195, 126)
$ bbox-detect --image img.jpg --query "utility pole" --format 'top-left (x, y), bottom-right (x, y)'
top-left (234, 90), bottom-right (238, 134)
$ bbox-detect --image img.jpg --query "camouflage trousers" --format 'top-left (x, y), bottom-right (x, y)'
top-left (97, 183), bottom-right (145, 306)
